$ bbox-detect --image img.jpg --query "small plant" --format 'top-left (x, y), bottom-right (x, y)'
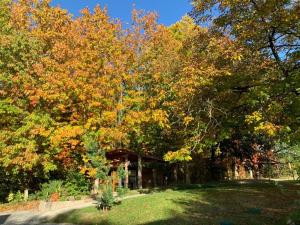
top-left (7, 192), bottom-right (14, 203)
top-left (36, 180), bottom-right (63, 201)
top-left (97, 186), bottom-right (114, 211)
top-left (117, 165), bottom-right (126, 180)
top-left (116, 186), bottom-right (129, 198)
top-left (6, 191), bottom-right (25, 203)
top-left (14, 191), bottom-right (25, 202)
top-left (28, 193), bottom-right (38, 201)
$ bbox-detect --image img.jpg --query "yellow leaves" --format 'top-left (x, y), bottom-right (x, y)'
top-left (125, 111), bottom-right (150, 126)
top-left (69, 139), bottom-right (80, 149)
top-left (42, 161), bottom-right (57, 173)
top-left (153, 72), bottom-right (161, 81)
top-left (116, 103), bottom-right (125, 111)
top-left (245, 111), bottom-right (263, 124)
top-left (169, 15), bottom-right (199, 41)
top-left (99, 127), bottom-right (128, 150)
top-left (232, 52), bottom-right (242, 61)
top-left (52, 42), bottom-right (70, 61)
top-left (215, 146), bottom-right (221, 156)
top-left (50, 125), bottom-right (83, 147)
top-left (224, 71), bottom-right (232, 76)
top-left (149, 99), bottom-right (157, 108)
top-left (11, 1), bottom-right (31, 30)
top-left (183, 116), bottom-right (194, 126)
top-left (164, 147), bottom-right (192, 162)
top-left (82, 155), bottom-right (89, 164)
top-left (151, 110), bottom-right (169, 128)
top-left (56, 104), bottom-right (66, 112)
top-left (80, 166), bottom-right (97, 178)
top-left (84, 118), bottom-right (99, 130)
top-left (88, 168), bottom-right (97, 178)
top-left (30, 126), bottom-right (51, 137)
top-left (1, 141), bottom-right (39, 172)
top-left (254, 122), bottom-right (279, 137)
top-left (101, 111), bottom-right (117, 124)
top-left (29, 95), bottom-right (40, 106)
top-left (246, 112), bottom-right (280, 137)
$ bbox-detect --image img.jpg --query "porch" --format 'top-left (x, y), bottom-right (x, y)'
top-left (106, 149), bottom-right (166, 190)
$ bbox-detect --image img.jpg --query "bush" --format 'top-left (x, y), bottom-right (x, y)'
top-left (116, 186), bottom-right (129, 198)
top-left (97, 186), bottom-right (114, 211)
top-left (117, 165), bottom-right (126, 179)
top-left (36, 180), bottom-right (63, 201)
top-left (62, 172), bottom-right (90, 198)
top-left (6, 191), bottom-right (25, 203)
top-left (35, 173), bottom-right (91, 201)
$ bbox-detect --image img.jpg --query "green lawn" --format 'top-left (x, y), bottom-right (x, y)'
top-left (50, 181), bottom-right (300, 225)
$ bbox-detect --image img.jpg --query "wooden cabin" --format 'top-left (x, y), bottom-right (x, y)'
top-left (106, 149), bottom-right (166, 191)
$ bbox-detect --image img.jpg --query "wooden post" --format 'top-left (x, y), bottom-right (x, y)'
top-left (94, 178), bottom-right (100, 194)
top-left (124, 155), bottom-right (129, 188)
top-left (24, 188), bottom-right (29, 201)
top-left (288, 162), bottom-right (295, 180)
top-left (231, 160), bottom-right (235, 180)
top-left (152, 168), bottom-right (157, 187)
top-left (249, 168), bottom-right (253, 179)
top-left (138, 154), bottom-right (143, 189)
top-left (234, 163), bottom-right (239, 180)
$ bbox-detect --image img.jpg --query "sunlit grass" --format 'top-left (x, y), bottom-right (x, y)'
top-left (50, 181), bottom-right (300, 225)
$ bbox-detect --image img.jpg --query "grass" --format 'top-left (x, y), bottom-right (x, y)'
top-left (49, 180), bottom-right (300, 225)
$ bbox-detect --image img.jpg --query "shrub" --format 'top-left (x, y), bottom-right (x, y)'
top-left (28, 193), bottom-right (38, 201)
top-left (97, 186), bottom-right (114, 211)
top-left (36, 180), bottom-right (63, 201)
top-left (35, 174), bottom-right (91, 201)
top-left (117, 165), bottom-right (126, 180)
top-left (6, 191), bottom-right (25, 203)
top-left (62, 171), bottom-right (90, 198)
top-left (116, 186), bottom-right (129, 198)
top-left (7, 192), bottom-right (15, 203)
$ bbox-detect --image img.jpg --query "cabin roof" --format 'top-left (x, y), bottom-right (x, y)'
top-left (106, 149), bottom-right (164, 162)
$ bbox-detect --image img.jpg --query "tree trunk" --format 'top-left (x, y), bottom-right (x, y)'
top-left (138, 154), bottom-right (142, 189)
top-left (185, 162), bottom-right (191, 185)
top-left (124, 155), bottom-right (129, 188)
top-left (173, 164), bottom-right (178, 185)
top-left (210, 147), bottom-right (216, 180)
top-left (152, 168), bottom-right (157, 187)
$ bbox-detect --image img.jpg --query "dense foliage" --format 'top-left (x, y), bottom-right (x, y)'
top-left (0, 0), bottom-right (299, 201)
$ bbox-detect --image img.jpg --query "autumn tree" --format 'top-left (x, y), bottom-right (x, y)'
top-left (191, 0), bottom-right (299, 141)
top-left (0, 0), bottom-right (54, 198)
top-left (188, 0), bottom-right (299, 178)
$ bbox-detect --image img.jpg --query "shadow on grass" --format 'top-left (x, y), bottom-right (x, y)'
top-left (50, 180), bottom-right (299, 225)
top-left (140, 179), bottom-right (283, 193)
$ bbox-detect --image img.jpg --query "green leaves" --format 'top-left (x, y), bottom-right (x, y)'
top-left (0, 99), bottom-right (24, 125)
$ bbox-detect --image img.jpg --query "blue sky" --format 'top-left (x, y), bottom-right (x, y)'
top-left (50, 0), bottom-right (192, 26)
